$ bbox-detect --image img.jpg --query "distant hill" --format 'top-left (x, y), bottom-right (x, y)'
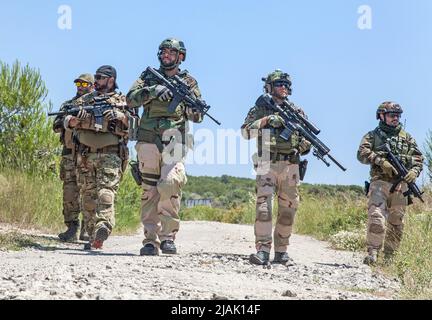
top-left (183, 174), bottom-right (363, 208)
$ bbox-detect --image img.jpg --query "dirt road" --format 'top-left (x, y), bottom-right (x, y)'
top-left (0, 221), bottom-right (400, 300)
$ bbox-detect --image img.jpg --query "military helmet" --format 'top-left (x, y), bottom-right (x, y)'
top-left (376, 101), bottom-right (403, 120)
top-left (157, 38), bottom-right (187, 69)
top-left (262, 69), bottom-right (292, 94)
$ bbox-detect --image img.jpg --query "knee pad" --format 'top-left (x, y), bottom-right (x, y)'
top-left (278, 207), bottom-right (296, 226)
top-left (99, 189), bottom-right (114, 206)
top-left (369, 223), bottom-right (385, 234)
top-left (256, 196), bottom-right (272, 222)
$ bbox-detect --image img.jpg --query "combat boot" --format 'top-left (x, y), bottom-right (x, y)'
top-left (140, 243), bottom-right (159, 256)
top-left (363, 248), bottom-right (378, 266)
top-left (274, 252), bottom-right (294, 265)
top-left (58, 221), bottom-right (80, 242)
top-left (249, 251), bottom-right (270, 265)
top-left (160, 240), bottom-right (177, 254)
top-left (79, 219), bottom-right (89, 242)
top-left (91, 226), bottom-right (109, 249)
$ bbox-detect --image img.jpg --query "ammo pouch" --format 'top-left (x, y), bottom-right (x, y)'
top-left (269, 152), bottom-right (300, 164)
top-left (299, 159), bottom-right (308, 181)
top-left (128, 113), bottom-right (140, 142)
top-left (129, 160), bottom-right (142, 186)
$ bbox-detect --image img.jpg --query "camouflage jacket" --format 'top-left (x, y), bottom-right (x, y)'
top-left (357, 124), bottom-right (423, 182)
top-left (126, 68), bottom-right (203, 144)
top-left (241, 94), bottom-right (311, 161)
top-left (67, 91), bottom-right (130, 150)
top-left (53, 95), bottom-right (80, 152)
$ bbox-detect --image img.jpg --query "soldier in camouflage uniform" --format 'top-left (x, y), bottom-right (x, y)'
top-left (53, 74), bottom-right (94, 242)
top-left (357, 102), bottom-right (423, 265)
top-left (64, 65), bottom-right (130, 250)
top-left (241, 70), bottom-right (312, 265)
top-left (126, 38), bottom-right (203, 256)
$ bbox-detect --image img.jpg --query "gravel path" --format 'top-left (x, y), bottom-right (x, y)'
top-left (0, 221), bottom-right (400, 300)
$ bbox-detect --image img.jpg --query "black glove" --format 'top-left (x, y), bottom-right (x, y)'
top-left (76, 108), bottom-right (89, 120)
top-left (103, 109), bottom-right (125, 121)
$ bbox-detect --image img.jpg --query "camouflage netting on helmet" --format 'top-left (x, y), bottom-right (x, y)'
top-left (262, 69), bottom-right (292, 94)
top-left (262, 69), bottom-right (292, 85)
top-left (376, 101), bottom-right (403, 119)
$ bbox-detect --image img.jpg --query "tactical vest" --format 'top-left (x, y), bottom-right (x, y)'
top-left (137, 69), bottom-right (195, 144)
top-left (371, 127), bottom-right (410, 166)
top-left (74, 91), bottom-right (129, 149)
top-left (255, 95), bottom-right (302, 159)
top-left (369, 127), bottom-right (411, 181)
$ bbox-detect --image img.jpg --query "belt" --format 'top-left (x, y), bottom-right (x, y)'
top-left (269, 152), bottom-right (298, 163)
top-left (80, 145), bottom-right (120, 154)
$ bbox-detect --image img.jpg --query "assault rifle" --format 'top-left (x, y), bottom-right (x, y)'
top-left (146, 67), bottom-right (221, 125)
top-left (259, 94), bottom-right (346, 171)
top-left (381, 142), bottom-right (424, 203)
top-left (48, 96), bottom-right (120, 130)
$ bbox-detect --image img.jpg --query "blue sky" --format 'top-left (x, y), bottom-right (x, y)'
top-left (1, 0), bottom-right (431, 186)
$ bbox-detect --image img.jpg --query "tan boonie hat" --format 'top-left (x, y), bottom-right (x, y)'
top-left (74, 73), bottom-right (95, 84)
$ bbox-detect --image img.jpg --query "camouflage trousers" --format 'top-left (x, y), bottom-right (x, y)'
top-left (59, 154), bottom-right (80, 224)
top-left (135, 142), bottom-right (187, 247)
top-left (76, 152), bottom-right (123, 241)
top-left (367, 180), bottom-right (407, 253)
top-left (254, 161), bottom-right (300, 253)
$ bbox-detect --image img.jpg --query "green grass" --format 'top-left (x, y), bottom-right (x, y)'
top-left (180, 203), bottom-right (255, 225)
top-left (294, 193), bottom-right (367, 240)
top-left (383, 211), bottom-right (432, 299)
top-left (0, 170), bottom-right (142, 235)
top-left (113, 172), bottom-right (142, 234)
top-left (0, 232), bottom-right (57, 251)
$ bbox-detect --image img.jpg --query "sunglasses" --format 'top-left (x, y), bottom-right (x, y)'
top-left (387, 113), bottom-right (401, 118)
top-left (273, 81), bottom-right (291, 88)
top-left (75, 82), bottom-right (91, 88)
top-left (94, 74), bottom-right (109, 81)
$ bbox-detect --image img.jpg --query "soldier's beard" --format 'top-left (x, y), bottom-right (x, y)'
top-left (95, 83), bottom-right (113, 93)
top-left (77, 88), bottom-right (90, 97)
top-left (272, 92), bottom-right (288, 101)
top-left (160, 56), bottom-right (179, 70)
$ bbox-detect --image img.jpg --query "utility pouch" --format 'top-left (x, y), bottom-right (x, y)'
top-left (299, 159), bottom-right (308, 181)
top-left (129, 160), bottom-right (142, 186)
top-left (128, 113), bottom-right (140, 141)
